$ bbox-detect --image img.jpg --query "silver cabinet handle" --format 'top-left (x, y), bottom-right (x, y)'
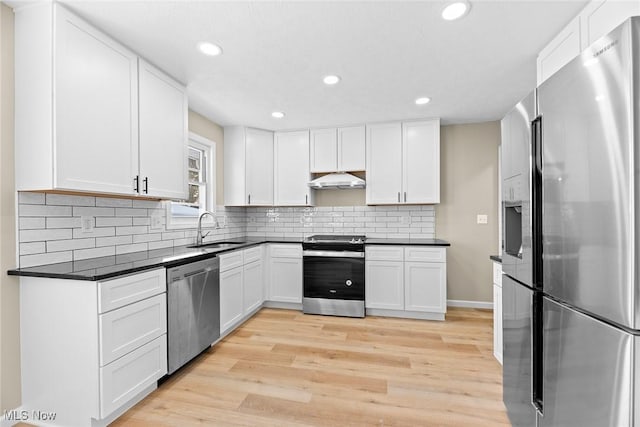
top-left (248, 194), bottom-right (251, 205)
top-left (404, 192), bottom-right (407, 202)
top-left (305, 194), bottom-right (308, 205)
top-left (133, 175), bottom-right (139, 193)
top-left (397, 192), bottom-right (400, 202)
top-left (143, 177), bottom-right (148, 194)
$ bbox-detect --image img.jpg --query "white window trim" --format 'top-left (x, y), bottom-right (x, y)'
top-left (165, 132), bottom-right (217, 230)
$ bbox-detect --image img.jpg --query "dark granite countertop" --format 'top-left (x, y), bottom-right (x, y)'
top-left (8, 236), bottom-right (451, 281)
top-left (366, 238), bottom-right (450, 246)
top-left (490, 255), bottom-right (502, 263)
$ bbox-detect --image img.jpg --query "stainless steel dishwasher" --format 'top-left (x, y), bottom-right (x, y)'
top-left (166, 257), bottom-right (220, 374)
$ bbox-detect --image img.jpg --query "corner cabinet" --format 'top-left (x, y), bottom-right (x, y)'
top-left (14, 3), bottom-right (187, 200)
top-left (19, 269), bottom-right (167, 427)
top-left (274, 131), bottom-right (314, 206)
top-left (366, 120), bottom-right (440, 205)
top-left (224, 127), bottom-right (274, 206)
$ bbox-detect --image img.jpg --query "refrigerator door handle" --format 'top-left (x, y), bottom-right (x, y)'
top-left (532, 292), bottom-right (544, 415)
top-left (532, 116), bottom-right (543, 291)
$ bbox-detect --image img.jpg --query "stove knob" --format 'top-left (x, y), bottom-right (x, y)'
top-left (346, 280), bottom-right (352, 286)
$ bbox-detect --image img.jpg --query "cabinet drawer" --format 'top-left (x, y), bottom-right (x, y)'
top-left (269, 244), bottom-right (302, 258)
top-left (243, 245), bottom-right (262, 264)
top-left (493, 262), bottom-right (503, 287)
top-left (365, 245), bottom-right (404, 262)
top-left (219, 250), bottom-right (244, 272)
top-left (98, 269), bottom-right (166, 313)
top-left (404, 247), bottom-right (446, 263)
top-left (100, 334), bottom-right (167, 418)
top-left (99, 293), bottom-right (167, 366)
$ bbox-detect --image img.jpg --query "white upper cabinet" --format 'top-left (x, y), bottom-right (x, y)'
top-left (16, 3), bottom-right (138, 195)
top-left (402, 120), bottom-right (440, 204)
top-left (15, 3), bottom-right (187, 200)
top-left (224, 127), bottom-right (274, 206)
top-left (366, 122), bottom-right (403, 204)
top-left (310, 126), bottom-right (365, 173)
top-left (138, 60), bottom-right (187, 199)
top-left (274, 130), bottom-right (313, 206)
top-left (310, 128), bottom-right (338, 173)
top-left (537, 0), bottom-right (640, 85)
top-left (337, 126), bottom-right (366, 171)
top-left (366, 120), bottom-right (440, 205)
top-left (579, 0), bottom-right (640, 47)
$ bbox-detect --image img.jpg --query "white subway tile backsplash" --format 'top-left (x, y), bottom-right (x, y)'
top-left (95, 217), bottom-right (132, 227)
top-left (47, 238), bottom-right (95, 252)
top-left (96, 235), bottom-right (132, 247)
top-left (20, 229), bottom-right (72, 243)
top-left (115, 243), bottom-right (148, 255)
top-left (73, 206), bottom-right (114, 217)
top-left (20, 204), bottom-right (72, 217)
top-left (115, 226), bottom-right (148, 235)
top-left (46, 217), bottom-right (82, 229)
top-left (132, 233), bottom-right (162, 243)
top-left (96, 198), bottom-right (132, 208)
top-left (132, 217), bottom-right (151, 226)
top-left (20, 242), bottom-right (45, 255)
top-left (19, 217), bottom-right (45, 229)
top-left (132, 200), bottom-right (163, 209)
top-left (74, 246), bottom-right (115, 261)
top-left (73, 227), bottom-right (115, 239)
top-left (115, 207), bottom-right (148, 217)
top-left (19, 192), bottom-right (45, 204)
top-left (148, 240), bottom-right (173, 250)
top-left (20, 251), bottom-right (72, 268)
top-left (46, 194), bottom-right (95, 206)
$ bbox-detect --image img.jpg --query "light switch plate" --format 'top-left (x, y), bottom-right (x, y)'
top-left (81, 216), bottom-right (94, 232)
top-left (477, 214), bottom-right (488, 224)
top-left (150, 215), bottom-right (163, 230)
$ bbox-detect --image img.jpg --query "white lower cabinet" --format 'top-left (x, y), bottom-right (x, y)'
top-left (365, 246), bottom-right (447, 320)
top-left (267, 244), bottom-right (303, 304)
top-left (219, 246), bottom-right (266, 336)
top-left (19, 269), bottom-right (167, 427)
top-left (365, 260), bottom-right (404, 310)
top-left (220, 267), bottom-right (244, 334)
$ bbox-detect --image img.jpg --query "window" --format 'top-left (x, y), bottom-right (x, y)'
top-left (166, 133), bottom-right (216, 229)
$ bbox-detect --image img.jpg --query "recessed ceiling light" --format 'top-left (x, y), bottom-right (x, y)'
top-left (323, 75), bottom-right (341, 85)
top-left (272, 111), bottom-right (285, 119)
top-left (197, 42), bottom-right (223, 56)
top-left (442, 1), bottom-right (470, 21)
top-left (415, 97), bottom-right (431, 105)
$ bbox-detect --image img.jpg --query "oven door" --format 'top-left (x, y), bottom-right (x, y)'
top-left (303, 252), bottom-right (364, 300)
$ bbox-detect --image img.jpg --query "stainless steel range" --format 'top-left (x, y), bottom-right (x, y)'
top-left (302, 235), bottom-right (365, 318)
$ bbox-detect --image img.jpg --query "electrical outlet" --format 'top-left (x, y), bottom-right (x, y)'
top-left (477, 214), bottom-right (488, 225)
top-left (400, 216), bottom-right (411, 224)
top-left (81, 216), bottom-right (94, 233)
top-left (150, 215), bottom-right (163, 230)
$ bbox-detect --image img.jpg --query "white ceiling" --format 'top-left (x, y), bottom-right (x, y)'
top-left (55, 0), bottom-right (588, 130)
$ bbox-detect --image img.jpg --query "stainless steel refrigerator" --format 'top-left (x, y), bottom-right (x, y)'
top-left (502, 16), bottom-right (640, 427)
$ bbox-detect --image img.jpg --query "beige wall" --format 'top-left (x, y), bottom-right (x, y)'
top-left (188, 110), bottom-right (224, 206)
top-left (0, 2), bottom-right (20, 412)
top-left (436, 122), bottom-right (500, 303)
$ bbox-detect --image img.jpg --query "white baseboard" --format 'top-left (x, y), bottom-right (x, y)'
top-left (447, 299), bottom-right (493, 309)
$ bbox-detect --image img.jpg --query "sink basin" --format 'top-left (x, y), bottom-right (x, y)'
top-left (187, 241), bottom-right (247, 249)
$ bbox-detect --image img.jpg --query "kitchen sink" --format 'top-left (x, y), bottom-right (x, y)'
top-left (187, 241), bottom-right (248, 250)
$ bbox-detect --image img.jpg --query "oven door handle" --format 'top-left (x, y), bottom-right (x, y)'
top-left (303, 250), bottom-right (365, 258)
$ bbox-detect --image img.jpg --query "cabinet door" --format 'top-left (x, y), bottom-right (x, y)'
top-left (580, 0), bottom-right (640, 49)
top-left (494, 284), bottom-right (503, 364)
top-left (246, 128), bottom-right (274, 205)
top-left (220, 267), bottom-right (244, 334)
top-left (537, 16), bottom-right (581, 85)
top-left (268, 258), bottom-right (302, 303)
top-left (138, 60), bottom-right (187, 199)
top-left (366, 123), bottom-right (402, 204)
top-left (310, 128), bottom-right (337, 172)
top-left (243, 260), bottom-right (263, 314)
top-left (402, 120), bottom-right (440, 204)
top-left (404, 262), bottom-right (446, 313)
top-left (365, 260), bottom-right (404, 310)
top-left (54, 6), bottom-right (138, 195)
top-left (337, 126), bottom-right (365, 171)
top-left (274, 130), bottom-right (311, 206)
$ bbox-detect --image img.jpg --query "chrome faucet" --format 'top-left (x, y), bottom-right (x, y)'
top-left (196, 211), bottom-right (219, 245)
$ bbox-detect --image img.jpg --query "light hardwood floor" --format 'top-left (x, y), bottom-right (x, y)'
top-left (106, 307), bottom-right (508, 426)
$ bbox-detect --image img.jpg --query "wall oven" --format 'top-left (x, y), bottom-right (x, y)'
top-left (302, 235), bottom-right (365, 318)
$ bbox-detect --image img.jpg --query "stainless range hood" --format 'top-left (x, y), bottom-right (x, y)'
top-left (308, 172), bottom-right (365, 189)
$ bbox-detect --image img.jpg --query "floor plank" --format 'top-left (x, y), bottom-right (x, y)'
top-left (107, 307), bottom-right (509, 426)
